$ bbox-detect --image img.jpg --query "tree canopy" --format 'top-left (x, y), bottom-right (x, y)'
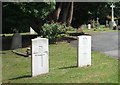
top-left (72, 2), bottom-right (120, 28)
top-left (2, 2), bottom-right (55, 34)
top-left (2, 2), bottom-right (120, 34)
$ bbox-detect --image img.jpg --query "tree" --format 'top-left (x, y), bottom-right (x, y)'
top-left (47, 2), bottom-right (74, 27)
top-left (2, 2), bottom-right (55, 34)
top-left (3, 2), bottom-right (120, 34)
top-left (71, 2), bottom-right (120, 27)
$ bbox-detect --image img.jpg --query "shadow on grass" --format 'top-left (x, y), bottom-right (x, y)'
top-left (59, 66), bottom-right (77, 69)
top-left (9, 75), bottom-right (31, 80)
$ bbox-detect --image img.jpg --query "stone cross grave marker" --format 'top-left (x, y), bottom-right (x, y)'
top-left (31, 37), bottom-right (49, 77)
top-left (77, 36), bottom-right (91, 67)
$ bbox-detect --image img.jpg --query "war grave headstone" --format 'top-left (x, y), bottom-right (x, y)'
top-left (31, 37), bottom-right (49, 77)
top-left (77, 36), bottom-right (91, 67)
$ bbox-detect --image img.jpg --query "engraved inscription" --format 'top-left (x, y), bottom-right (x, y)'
top-left (33, 46), bottom-right (43, 56)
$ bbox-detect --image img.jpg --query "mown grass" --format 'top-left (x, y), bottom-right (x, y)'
top-left (1, 25), bottom-right (117, 37)
top-left (83, 27), bottom-right (117, 34)
top-left (67, 25), bottom-right (117, 35)
top-left (0, 32), bottom-right (37, 37)
top-left (2, 42), bottom-right (118, 83)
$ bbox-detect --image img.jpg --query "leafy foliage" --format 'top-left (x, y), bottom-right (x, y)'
top-left (72, 2), bottom-right (120, 27)
top-left (40, 23), bottom-right (66, 41)
top-left (2, 2), bottom-right (120, 33)
top-left (2, 2), bottom-right (55, 33)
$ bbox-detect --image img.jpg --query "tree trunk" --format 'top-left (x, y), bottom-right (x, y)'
top-left (29, 19), bottom-right (46, 35)
top-left (66, 2), bottom-right (74, 26)
top-left (47, 2), bottom-right (74, 27)
top-left (29, 20), bottom-right (40, 35)
top-left (58, 2), bottom-right (71, 23)
top-left (54, 2), bottom-right (62, 22)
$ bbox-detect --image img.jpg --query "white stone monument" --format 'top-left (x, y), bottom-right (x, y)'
top-left (30, 27), bottom-right (36, 34)
top-left (32, 37), bottom-right (49, 77)
top-left (88, 24), bottom-right (91, 29)
top-left (77, 36), bottom-right (91, 67)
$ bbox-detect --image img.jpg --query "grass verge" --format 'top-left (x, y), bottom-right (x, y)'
top-left (2, 42), bottom-right (118, 83)
top-left (67, 25), bottom-right (117, 35)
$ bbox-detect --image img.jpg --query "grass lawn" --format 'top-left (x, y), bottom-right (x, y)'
top-left (0, 32), bottom-right (37, 37)
top-left (67, 25), bottom-right (117, 35)
top-left (83, 27), bottom-right (117, 34)
top-left (2, 42), bottom-right (118, 83)
top-left (1, 25), bottom-right (117, 37)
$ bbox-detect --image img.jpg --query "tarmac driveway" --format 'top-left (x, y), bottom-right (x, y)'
top-left (92, 31), bottom-right (119, 59)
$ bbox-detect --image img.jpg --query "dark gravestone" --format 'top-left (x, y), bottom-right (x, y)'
top-left (11, 32), bottom-right (22, 50)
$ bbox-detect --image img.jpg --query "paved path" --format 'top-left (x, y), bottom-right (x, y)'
top-left (70, 31), bottom-right (119, 59)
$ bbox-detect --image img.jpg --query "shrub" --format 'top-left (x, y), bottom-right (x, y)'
top-left (66, 26), bottom-right (76, 31)
top-left (40, 22), bottom-right (66, 42)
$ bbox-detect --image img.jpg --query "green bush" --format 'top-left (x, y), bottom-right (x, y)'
top-left (66, 26), bottom-right (76, 31)
top-left (40, 22), bottom-right (66, 41)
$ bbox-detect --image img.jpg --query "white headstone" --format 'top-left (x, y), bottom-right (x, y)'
top-left (88, 24), bottom-right (91, 29)
top-left (32, 37), bottom-right (49, 77)
top-left (30, 27), bottom-right (36, 34)
top-left (77, 36), bottom-right (91, 67)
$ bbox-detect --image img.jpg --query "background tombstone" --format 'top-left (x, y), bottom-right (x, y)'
top-left (11, 30), bottom-right (22, 50)
top-left (30, 27), bottom-right (36, 34)
top-left (32, 37), bottom-right (49, 77)
top-left (109, 21), bottom-right (113, 29)
top-left (96, 17), bottom-right (100, 29)
top-left (77, 36), bottom-right (91, 67)
top-left (91, 19), bottom-right (95, 28)
top-left (88, 24), bottom-right (91, 29)
top-left (106, 20), bottom-right (109, 28)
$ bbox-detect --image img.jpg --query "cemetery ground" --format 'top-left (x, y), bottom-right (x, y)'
top-left (2, 42), bottom-right (118, 83)
top-left (1, 26), bottom-right (119, 83)
top-left (67, 25), bottom-right (118, 35)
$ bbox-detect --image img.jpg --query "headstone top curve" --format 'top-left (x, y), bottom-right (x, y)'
top-left (32, 37), bottom-right (48, 41)
top-left (77, 35), bottom-right (91, 37)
